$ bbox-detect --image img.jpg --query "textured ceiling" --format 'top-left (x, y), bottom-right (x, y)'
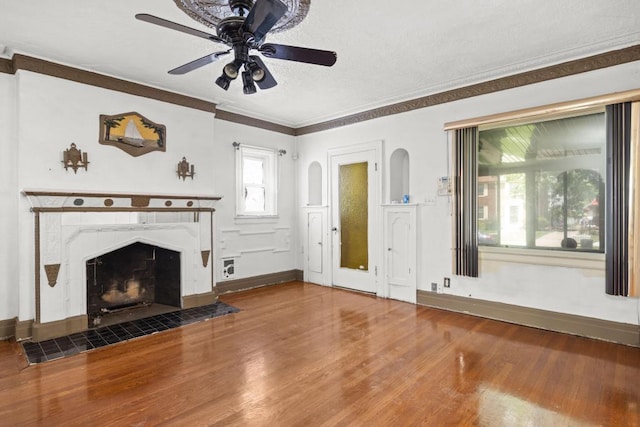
top-left (1, 1), bottom-right (639, 128)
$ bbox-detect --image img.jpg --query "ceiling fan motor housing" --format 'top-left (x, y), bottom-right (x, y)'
top-left (216, 16), bottom-right (245, 44)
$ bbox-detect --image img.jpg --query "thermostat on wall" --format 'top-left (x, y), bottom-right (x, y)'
top-left (438, 177), bottom-right (451, 196)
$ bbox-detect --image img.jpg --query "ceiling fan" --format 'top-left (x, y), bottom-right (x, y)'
top-left (136, 0), bottom-right (337, 94)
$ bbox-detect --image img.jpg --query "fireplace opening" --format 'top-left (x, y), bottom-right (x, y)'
top-left (86, 242), bottom-right (181, 327)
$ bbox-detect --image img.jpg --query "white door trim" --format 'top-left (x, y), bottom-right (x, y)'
top-left (328, 140), bottom-right (383, 295)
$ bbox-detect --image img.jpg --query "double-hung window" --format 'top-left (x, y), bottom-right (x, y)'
top-left (236, 145), bottom-right (277, 217)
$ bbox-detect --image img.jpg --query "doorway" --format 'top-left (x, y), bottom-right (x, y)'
top-left (329, 142), bottom-right (381, 294)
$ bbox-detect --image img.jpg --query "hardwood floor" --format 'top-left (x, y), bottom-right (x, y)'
top-left (0, 281), bottom-right (638, 426)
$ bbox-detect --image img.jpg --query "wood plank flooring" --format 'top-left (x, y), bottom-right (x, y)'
top-left (0, 281), bottom-right (638, 426)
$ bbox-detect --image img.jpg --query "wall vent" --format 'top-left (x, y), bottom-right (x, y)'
top-left (222, 258), bottom-right (235, 279)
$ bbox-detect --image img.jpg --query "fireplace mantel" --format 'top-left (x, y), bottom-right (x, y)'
top-left (21, 190), bottom-right (222, 341)
top-left (24, 190), bottom-right (222, 212)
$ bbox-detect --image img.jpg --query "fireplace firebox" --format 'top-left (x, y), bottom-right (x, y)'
top-left (86, 242), bottom-right (180, 326)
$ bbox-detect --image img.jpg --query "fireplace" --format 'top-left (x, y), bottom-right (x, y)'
top-left (86, 242), bottom-right (181, 327)
top-left (22, 191), bottom-right (221, 342)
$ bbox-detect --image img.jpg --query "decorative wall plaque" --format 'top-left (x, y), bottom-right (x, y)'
top-left (130, 196), bottom-right (151, 207)
top-left (99, 112), bottom-right (166, 157)
top-left (201, 250), bottom-right (210, 268)
top-left (44, 264), bottom-right (60, 287)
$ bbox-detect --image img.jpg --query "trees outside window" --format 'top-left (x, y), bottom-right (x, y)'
top-left (477, 112), bottom-right (605, 251)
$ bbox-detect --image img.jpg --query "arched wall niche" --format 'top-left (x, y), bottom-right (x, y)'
top-left (308, 161), bottom-right (322, 205)
top-left (390, 148), bottom-right (410, 203)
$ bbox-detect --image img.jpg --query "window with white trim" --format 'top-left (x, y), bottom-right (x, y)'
top-left (236, 145), bottom-right (277, 217)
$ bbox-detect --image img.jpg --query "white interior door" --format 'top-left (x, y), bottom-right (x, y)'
top-left (329, 145), bottom-right (379, 293)
top-left (384, 206), bottom-right (417, 303)
top-left (306, 210), bottom-right (324, 284)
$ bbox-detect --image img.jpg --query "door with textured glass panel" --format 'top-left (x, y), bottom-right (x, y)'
top-left (330, 147), bottom-right (378, 293)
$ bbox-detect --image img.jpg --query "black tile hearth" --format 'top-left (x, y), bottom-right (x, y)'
top-left (21, 301), bottom-right (239, 365)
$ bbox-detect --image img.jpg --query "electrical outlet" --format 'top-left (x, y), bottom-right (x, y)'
top-left (444, 277), bottom-right (450, 288)
top-left (431, 282), bottom-right (437, 292)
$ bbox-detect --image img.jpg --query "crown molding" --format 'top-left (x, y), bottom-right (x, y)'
top-left (0, 57), bottom-right (13, 74)
top-left (296, 44), bottom-right (640, 136)
top-left (7, 54), bottom-right (216, 113)
top-left (3, 45), bottom-right (640, 136)
top-left (214, 109), bottom-right (295, 136)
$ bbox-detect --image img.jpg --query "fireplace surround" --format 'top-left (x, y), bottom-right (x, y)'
top-left (23, 191), bottom-right (221, 341)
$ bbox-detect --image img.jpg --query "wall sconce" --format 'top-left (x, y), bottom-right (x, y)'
top-left (177, 157), bottom-right (195, 180)
top-left (278, 149), bottom-right (287, 156)
top-left (62, 143), bottom-right (89, 173)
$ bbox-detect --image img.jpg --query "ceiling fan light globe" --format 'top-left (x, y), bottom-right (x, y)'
top-left (252, 68), bottom-right (265, 82)
top-left (246, 61), bottom-right (265, 82)
top-left (223, 62), bottom-right (239, 79)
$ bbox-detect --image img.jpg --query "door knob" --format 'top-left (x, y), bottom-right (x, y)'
top-left (332, 227), bottom-right (338, 232)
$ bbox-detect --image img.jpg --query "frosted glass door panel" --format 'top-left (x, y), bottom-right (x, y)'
top-left (330, 143), bottom-right (379, 294)
top-left (339, 162), bottom-right (368, 271)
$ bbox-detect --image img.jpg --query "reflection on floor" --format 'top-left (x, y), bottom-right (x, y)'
top-left (21, 301), bottom-right (239, 365)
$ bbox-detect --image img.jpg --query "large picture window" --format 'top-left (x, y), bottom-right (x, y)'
top-left (477, 111), bottom-right (606, 252)
top-left (449, 93), bottom-right (638, 294)
top-left (235, 145), bottom-right (278, 217)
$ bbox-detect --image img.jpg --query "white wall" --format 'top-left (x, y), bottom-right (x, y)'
top-left (296, 61), bottom-right (640, 326)
top-left (212, 120), bottom-right (297, 280)
top-left (12, 71), bottom-right (221, 322)
top-left (0, 73), bottom-right (18, 321)
top-left (2, 59), bottom-right (639, 328)
top-left (15, 72), bottom-right (216, 194)
top-left (0, 70), bottom-right (298, 324)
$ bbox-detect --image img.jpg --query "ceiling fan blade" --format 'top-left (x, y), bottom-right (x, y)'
top-left (135, 13), bottom-right (227, 44)
top-left (169, 51), bottom-right (230, 75)
top-left (242, 0), bottom-right (288, 43)
top-left (259, 43), bottom-right (337, 67)
top-left (249, 55), bottom-right (277, 89)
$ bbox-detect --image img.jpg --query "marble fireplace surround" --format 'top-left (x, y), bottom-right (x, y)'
top-left (23, 191), bottom-right (221, 342)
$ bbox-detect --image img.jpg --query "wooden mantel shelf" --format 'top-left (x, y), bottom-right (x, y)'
top-left (23, 190), bottom-right (223, 213)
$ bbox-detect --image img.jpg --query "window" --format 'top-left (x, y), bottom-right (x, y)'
top-left (236, 145), bottom-right (277, 216)
top-left (477, 111), bottom-right (606, 251)
top-left (450, 94), bottom-right (638, 292)
top-left (478, 182), bottom-right (488, 197)
top-left (478, 205), bottom-right (488, 221)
